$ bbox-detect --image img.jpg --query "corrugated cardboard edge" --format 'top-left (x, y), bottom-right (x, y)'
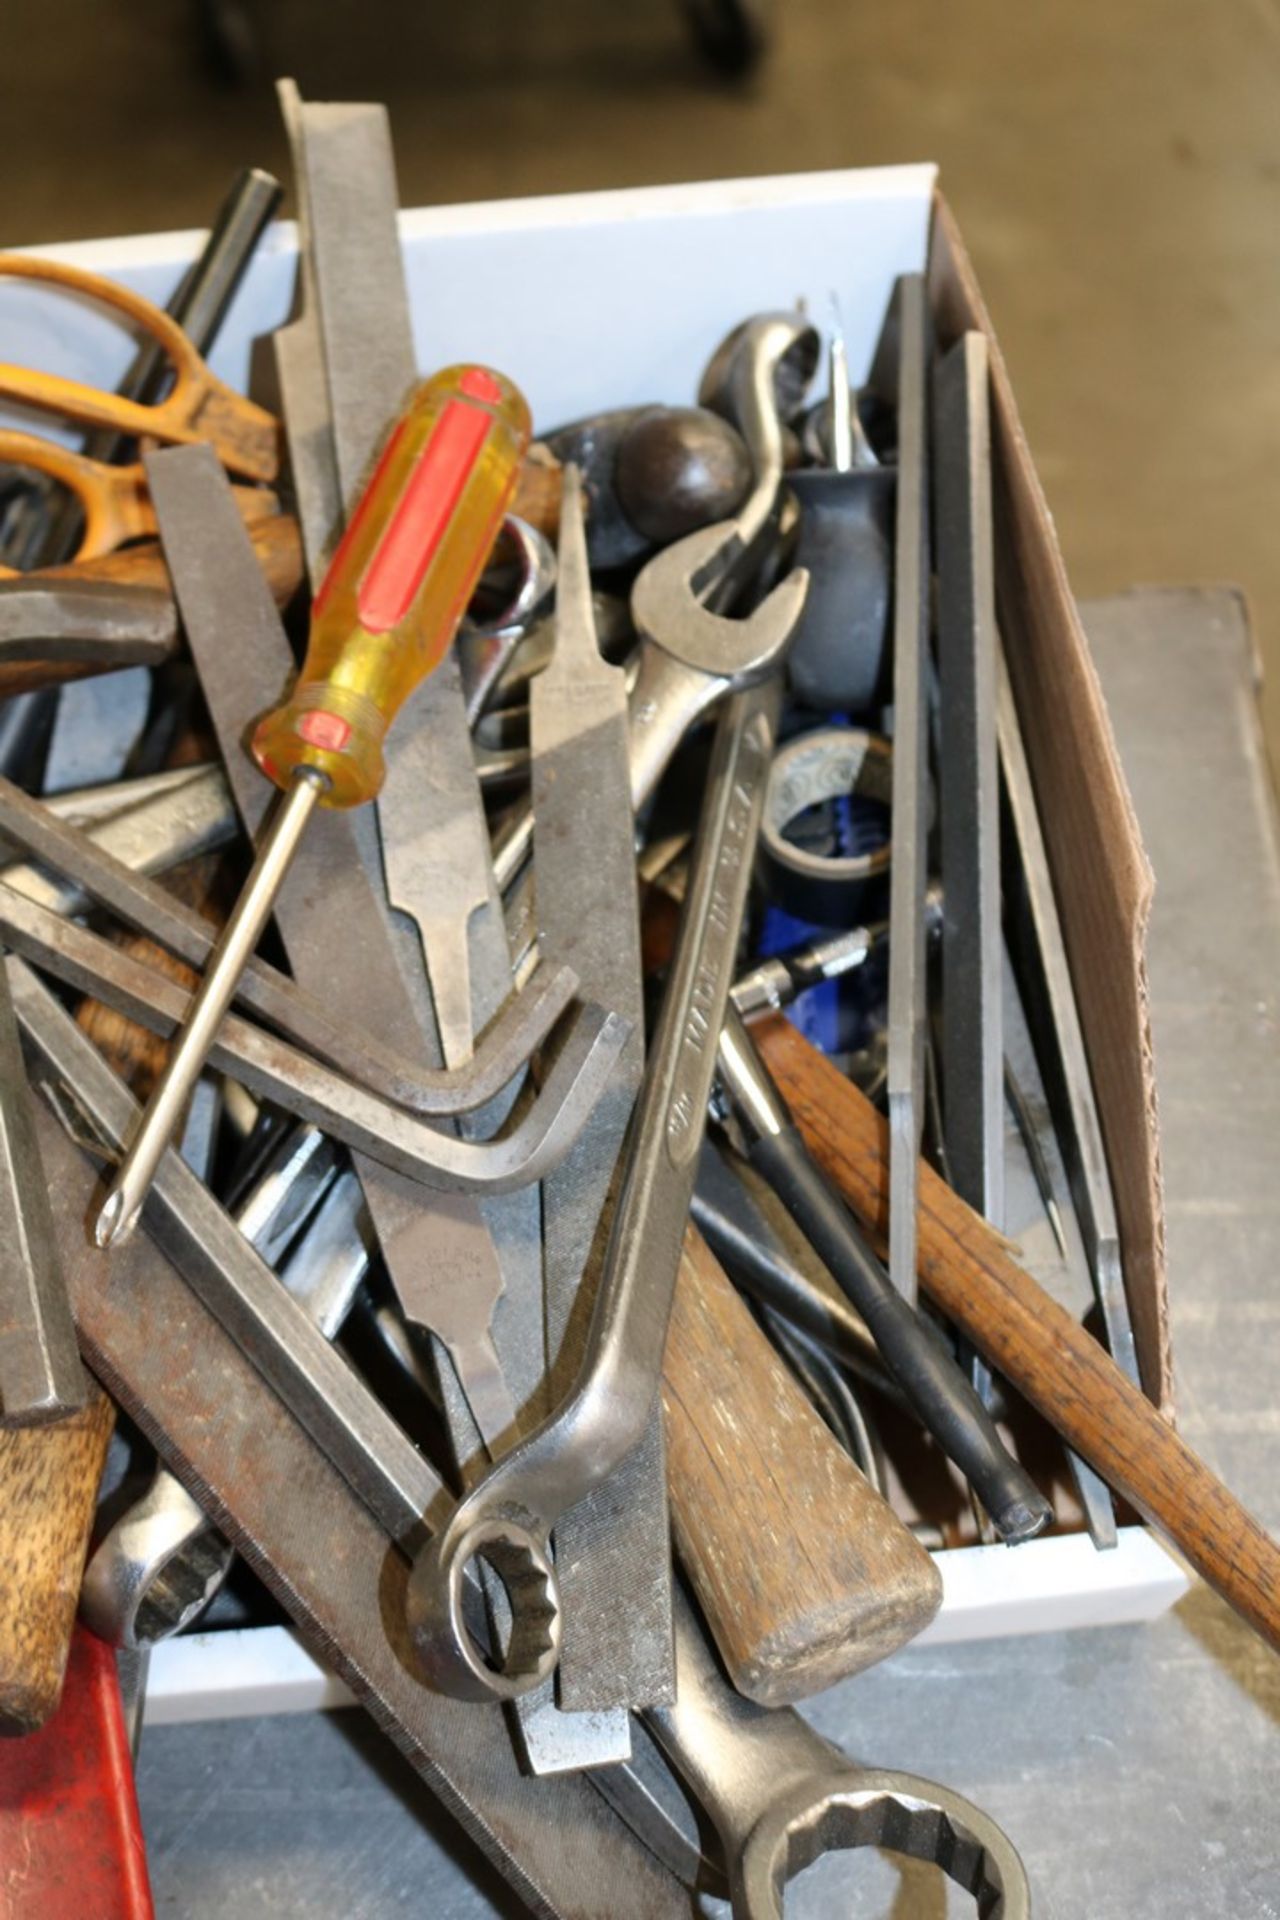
top-left (928, 192), bottom-right (1173, 1420)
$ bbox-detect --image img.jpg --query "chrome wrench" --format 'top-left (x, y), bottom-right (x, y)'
top-left (407, 674), bottom-right (793, 1702)
top-left (641, 1584), bottom-right (1032, 1920)
top-left (490, 312), bottom-right (816, 897)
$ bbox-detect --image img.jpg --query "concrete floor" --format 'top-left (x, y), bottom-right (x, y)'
top-left (7, 0), bottom-right (1280, 782)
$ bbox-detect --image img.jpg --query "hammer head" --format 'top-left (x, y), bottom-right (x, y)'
top-left (0, 576), bottom-right (177, 659)
top-left (631, 520), bottom-right (808, 687)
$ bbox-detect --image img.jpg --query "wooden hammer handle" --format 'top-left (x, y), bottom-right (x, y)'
top-left (0, 1382), bottom-right (115, 1735)
top-left (754, 1012), bottom-right (1280, 1652)
top-left (663, 1225), bottom-right (941, 1704)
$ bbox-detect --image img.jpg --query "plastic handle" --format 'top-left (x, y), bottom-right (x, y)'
top-left (253, 364), bottom-right (531, 807)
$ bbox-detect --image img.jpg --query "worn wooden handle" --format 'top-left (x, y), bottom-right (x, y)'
top-left (510, 451), bottom-right (562, 538)
top-left (754, 1012), bottom-right (1280, 1653)
top-left (0, 1381), bottom-right (115, 1735)
top-left (663, 1226), bottom-right (942, 1704)
top-left (75, 853), bottom-right (225, 1095)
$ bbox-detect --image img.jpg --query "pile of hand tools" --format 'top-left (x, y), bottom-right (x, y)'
top-left (0, 82), bottom-right (1277, 1920)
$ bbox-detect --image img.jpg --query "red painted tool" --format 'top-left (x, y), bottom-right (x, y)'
top-left (0, 1625), bottom-right (153, 1919)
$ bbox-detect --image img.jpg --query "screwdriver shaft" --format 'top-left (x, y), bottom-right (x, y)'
top-left (95, 769), bottom-right (325, 1247)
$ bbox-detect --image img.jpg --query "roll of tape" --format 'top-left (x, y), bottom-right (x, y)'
top-left (758, 728), bottom-right (893, 926)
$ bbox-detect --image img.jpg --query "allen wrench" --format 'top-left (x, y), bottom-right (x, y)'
top-left (0, 884), bottom-right (628, 1197)
top-left (0, 771), bottom-right (579, 1120)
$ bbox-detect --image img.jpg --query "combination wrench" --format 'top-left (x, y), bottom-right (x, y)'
top-left (37, 1058), bottom-right (1030, 1916)
top-left (632, 1584), bottom-right (1032, 1919)
top-left (407, 674), bottom-right (796, 1702)
top-left (489, 312), bottom-right (817, 898)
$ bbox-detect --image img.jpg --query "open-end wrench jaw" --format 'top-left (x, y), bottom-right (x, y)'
top-left (631, 521), bottom-right (809, 685)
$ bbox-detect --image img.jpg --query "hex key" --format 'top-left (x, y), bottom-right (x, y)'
top-left (0, 771), bottom-right (577, 1119)
top-left (0, 889), bottom-right (629, 1197)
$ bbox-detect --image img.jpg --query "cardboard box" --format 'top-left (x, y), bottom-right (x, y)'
top-left (5, 166), bottom-right (1185, 1720)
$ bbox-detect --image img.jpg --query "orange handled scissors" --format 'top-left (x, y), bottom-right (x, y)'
top-left (0, 254), bottom-right (280, 483)
top-left (0, 429), bottom-right (278, 575)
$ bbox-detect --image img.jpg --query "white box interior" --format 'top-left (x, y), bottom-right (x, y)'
top-left (5, 166), bottom-right (1187, 1720)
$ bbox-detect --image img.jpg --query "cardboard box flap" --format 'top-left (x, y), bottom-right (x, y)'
top-left (928, 194), bottom-right (1172, 1418)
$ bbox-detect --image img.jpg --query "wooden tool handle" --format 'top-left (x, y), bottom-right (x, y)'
top-left (0, 1382), bottom-right (115, 1736)
top-left (75, 854), bottom-right (226, 1096)
top-left (663, 1226), bottom-right (942, 1705)
top-left (45, 512), bottom-right (306, 608)
top-left (511, 448), bottom-right (562, 537)
top-left (754, 1012), bottom-right (1280, 1653)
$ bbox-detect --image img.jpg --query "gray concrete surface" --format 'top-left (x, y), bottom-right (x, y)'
top-left (6, 0), bottom-right (1280, 783)
top-left (131, 589), bottom-right (1280, 1916)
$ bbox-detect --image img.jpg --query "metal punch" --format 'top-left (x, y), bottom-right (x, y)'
top-left (0, 771), bottom-right (580, 1120)
top-left (407, 678), bottom-right (790, 1703)
top-left (0, 884), bottom-right (629, 1197)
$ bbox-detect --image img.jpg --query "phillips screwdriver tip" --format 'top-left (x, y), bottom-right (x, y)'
top-left (93, 1187), bottom-right (136, 1250)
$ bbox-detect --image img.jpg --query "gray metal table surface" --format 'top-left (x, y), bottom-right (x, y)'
top-left (132, 587), bottom-right (1280, 1918)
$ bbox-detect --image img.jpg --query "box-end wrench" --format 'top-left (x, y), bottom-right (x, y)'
top-left (0, 765), bottom-right (578, 1120)
top-left (408, 675), bottom-right (792, 1702)
top-left (640, 1584), bottom-right (1032, 1920)
top-left (490, 313), bottom-right (816, 898)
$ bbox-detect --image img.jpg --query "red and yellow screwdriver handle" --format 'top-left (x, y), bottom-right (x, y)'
top-left (253, 364), bottom-right (532, 808)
